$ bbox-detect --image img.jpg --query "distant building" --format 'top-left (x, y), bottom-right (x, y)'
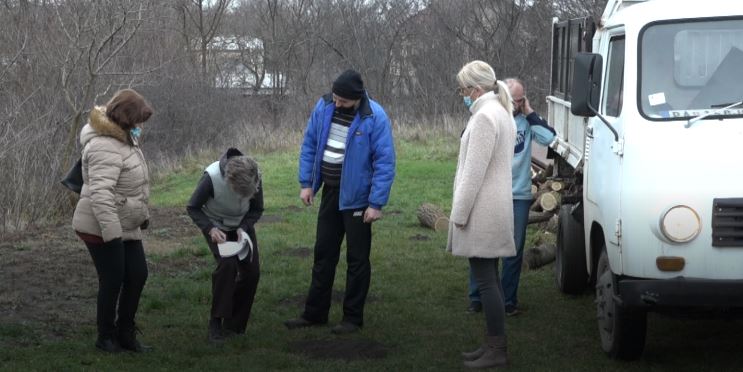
top-left (206, 36), bottom-right (286, 94)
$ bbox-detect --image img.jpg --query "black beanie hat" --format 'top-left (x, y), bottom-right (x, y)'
top-left (332, 69), bottom-right (365, 100)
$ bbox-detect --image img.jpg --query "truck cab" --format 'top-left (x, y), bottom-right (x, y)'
top-left (549, 0), bottom-right (743, 359)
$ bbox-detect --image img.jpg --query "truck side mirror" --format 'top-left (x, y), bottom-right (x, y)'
top-left (571, 53), bottom-right (603, 117)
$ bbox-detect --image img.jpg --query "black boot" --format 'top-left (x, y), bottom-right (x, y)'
top-left (117, 325), bottom-right (152, 353)
top-left (95, 336), bottom-right (122, 353)
top-left (208, 317), bottom-right (225, 345)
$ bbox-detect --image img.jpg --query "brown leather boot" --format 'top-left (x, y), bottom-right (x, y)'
top-left (463, 335), bottom-right (508, 369)
top-left (462, 334), bottom-right (487, 361)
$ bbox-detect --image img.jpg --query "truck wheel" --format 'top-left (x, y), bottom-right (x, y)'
top-left (555, 204), bottom-right (588, 294)
top-left (595, 249), bottom-right (647, 360)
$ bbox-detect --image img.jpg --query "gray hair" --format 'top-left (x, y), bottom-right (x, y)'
top-left (225, 156), bottom-right (261, 199)
top-left (457, 60), bottom-right (513, 113)
top-left (504, 77), bottom-right (525, 90)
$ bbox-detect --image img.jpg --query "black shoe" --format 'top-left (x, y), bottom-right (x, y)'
top-left (95, 337), bottom-right (123, 353)
top-left (466, 301), bottom-right (482, 314)
top-left (208, 318), bottom-right (225, 345)
top-left (118, 326), bottom-right (153, 353)
top-left (284, 317), bottom-right (325, 330)
top-left (223, 318), bottom-right (246, 336)
top-left (505, 304), bottom-right (520, 317)
top-left (330, 322), bottom-right (360, 335)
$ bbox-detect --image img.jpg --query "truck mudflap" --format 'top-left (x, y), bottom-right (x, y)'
top-left (617, 278), bottom-right (743, 308)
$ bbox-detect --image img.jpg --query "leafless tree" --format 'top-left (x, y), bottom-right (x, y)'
top-left (177, 0), bottom-right (233, 81)
top-left (0, 0), bottom-right (610, 234)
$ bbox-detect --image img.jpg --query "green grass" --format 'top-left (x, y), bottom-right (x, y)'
top-left (4, 138), bottom-right (743, 371)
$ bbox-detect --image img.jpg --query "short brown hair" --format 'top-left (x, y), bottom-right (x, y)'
top-left (225, 156), bottom-right (261, 199)
top-left (105, 89), bottom-right (153, 129)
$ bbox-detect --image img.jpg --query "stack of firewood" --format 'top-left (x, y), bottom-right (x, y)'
top-left (413, 162), bottom-right (562, 269)
top-left (415, 162), bottom-right (570, 231)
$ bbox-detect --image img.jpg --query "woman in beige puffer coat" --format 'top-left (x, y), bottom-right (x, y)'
top-left (72, 89), bottom-right (153, 353)
top-left (448, 61), bottom-right (516, 369)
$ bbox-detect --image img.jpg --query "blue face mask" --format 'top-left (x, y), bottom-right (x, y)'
top-left (463, 96), bottom-right (473, 109)
top-left (130, 127), bottom-right (142, 138)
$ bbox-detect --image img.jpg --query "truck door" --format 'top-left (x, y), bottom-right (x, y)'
top-left (585, 32), bottom-right (625, 269)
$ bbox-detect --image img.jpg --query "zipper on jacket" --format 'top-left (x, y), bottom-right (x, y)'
top-left (311, 108), bottom-right (324, 190)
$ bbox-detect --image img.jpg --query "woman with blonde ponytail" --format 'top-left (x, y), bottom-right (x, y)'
top-left (447, 60), bottom-right (516, 368)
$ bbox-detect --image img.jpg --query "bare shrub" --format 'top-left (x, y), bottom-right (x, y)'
top-left (0, 0), bottom-right (606, 235)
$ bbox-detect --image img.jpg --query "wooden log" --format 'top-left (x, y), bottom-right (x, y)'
top-left (545, 214), bottom-right (559, 232)
top-left (550, 181), bottom-right (564, 192)
top-left (539, 179), bottom-right (554, 191)
top-left (532, 163), bottom-right (553, 184)
top-left (539, 191), bottom-right (562, 212)
top-left (416, 203), bottom-right (449, 231)
top-left (531, 187), bottom-right (553, 212)
top-left (530, 199), bottom-right (542, 212)
top-left (524, 243), bottom-right (557, 269)
top-left (528, 211), bottom-right (553, 224)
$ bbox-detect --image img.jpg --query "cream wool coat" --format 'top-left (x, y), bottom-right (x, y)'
top-left (72, 106), bottom-right (150, 242)
top-left (447, 92), bottom-right (516, 258)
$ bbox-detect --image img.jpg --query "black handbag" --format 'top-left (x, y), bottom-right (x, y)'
top-left (60, 157), bottom-right (83, 194)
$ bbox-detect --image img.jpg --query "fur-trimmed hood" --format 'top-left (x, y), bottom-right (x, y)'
top-left (80, 106), bottom-right (131, 147)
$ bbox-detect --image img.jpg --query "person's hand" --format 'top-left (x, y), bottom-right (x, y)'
top-left (522, 96), bottom-right (534, 115)
top-left (363, 207), bottom-right (382, 223)
top-left (209, 227), bottom-right (226, 244)
top-left (300, 188), bottom-right (314, 206)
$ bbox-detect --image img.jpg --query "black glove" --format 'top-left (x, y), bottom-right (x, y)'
top-left (140, 219), bottom-right (149, 230)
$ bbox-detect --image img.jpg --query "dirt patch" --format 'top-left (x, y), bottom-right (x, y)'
top-left (288, 338), bottom-right (389, 360)
top-left (280, 290), bottom-right (378, 307)
top-left (283, 205), bottom-right (303, 212)
top-left (143, 207), bottom-right (200, 255)
top-left (0, 207), bottom-right (206, 343)
top-left (280, 246), bottom-right (312, 258)
top-left (0, 223), bottom-right (97, 339)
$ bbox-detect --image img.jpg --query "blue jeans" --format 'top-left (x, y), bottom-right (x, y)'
top-left (468, 199), bottom-right (531, 307)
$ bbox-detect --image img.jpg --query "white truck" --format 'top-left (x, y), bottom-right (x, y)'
top-left (549, 0), bottom-right (743, 359)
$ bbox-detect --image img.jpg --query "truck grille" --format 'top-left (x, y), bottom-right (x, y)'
top-left (712, 198), bottom-right (743, 247)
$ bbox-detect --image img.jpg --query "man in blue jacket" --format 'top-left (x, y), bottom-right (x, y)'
top-left (285, 69), bottom-right (396, 334)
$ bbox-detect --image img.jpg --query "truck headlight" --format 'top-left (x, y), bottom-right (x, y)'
top-left (660, 205), bottom-right (701, 243)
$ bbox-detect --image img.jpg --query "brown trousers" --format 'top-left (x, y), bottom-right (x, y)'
top-left (204, 231), bottom-right (260, 333)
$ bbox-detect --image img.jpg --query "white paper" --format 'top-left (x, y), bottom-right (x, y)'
top-left (238, 233), bottom-right (253, 261)
top-left (217, 230), bottom-right (253, 261)
top-left (648, 92), bottom-right (666, 106)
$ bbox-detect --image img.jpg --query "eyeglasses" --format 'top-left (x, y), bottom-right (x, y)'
top-left (456, 86), bottom-right (474, 96)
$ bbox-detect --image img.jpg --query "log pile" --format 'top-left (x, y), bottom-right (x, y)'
top-left (528, 162), bottom-right (574, 228)
top-left (524, 161), bottom-right (575, 269)
top-left (412, 161), bottom-right (571, 269)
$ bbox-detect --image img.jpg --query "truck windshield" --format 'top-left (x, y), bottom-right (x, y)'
top-left (639, 18), bottom-right (743, 121)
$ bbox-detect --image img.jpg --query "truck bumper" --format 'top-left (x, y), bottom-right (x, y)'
top-left (617, 278), bottom-right (743, 308)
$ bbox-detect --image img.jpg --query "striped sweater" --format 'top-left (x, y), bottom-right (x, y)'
top-left (320, 108), bottom-right (356, 186)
